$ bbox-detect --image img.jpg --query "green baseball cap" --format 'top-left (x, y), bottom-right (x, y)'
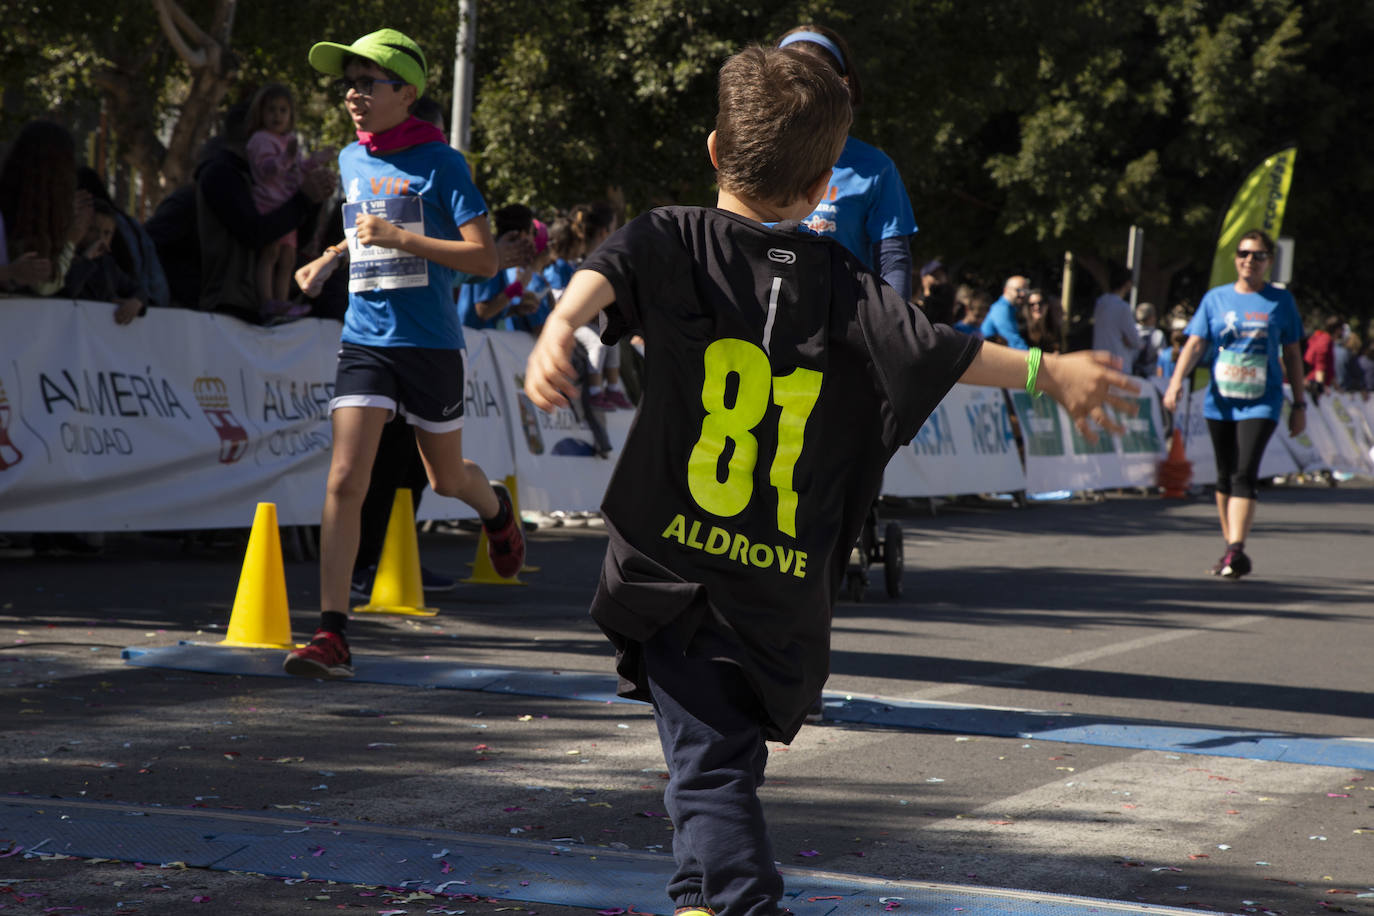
top-left (308, 28), bottom-right (427, 97)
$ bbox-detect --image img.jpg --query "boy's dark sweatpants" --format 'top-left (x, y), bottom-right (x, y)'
top-left (642, 624), bottom-right (785, 916)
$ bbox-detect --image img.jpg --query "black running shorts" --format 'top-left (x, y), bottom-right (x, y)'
top-left (330, 343), bottom-right (466, 433)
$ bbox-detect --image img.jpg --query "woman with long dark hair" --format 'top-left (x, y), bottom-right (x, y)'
top-left (0, 120), bottom-right (91, 295)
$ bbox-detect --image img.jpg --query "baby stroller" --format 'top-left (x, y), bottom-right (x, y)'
top-left (843, 500), bottom-right (904, 601)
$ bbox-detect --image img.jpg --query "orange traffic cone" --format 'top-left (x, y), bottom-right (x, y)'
top-left (1157, 428), bottom-right (1193, 499)
top-left (463, 474), bottom-right (532, 585)
top-left (222, 503), bottom-right (296, 648)
top-left (354, 488), bottom-right (439, 617)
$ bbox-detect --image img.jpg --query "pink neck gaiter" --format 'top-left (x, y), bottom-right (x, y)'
top-left (356, 116), bottom-right (445, 154)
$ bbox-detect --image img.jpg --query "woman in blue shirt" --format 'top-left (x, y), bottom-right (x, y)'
top-left (1162, 229), bottom-right (1307, 580)
top-left (777, 25), bottom-right (917, 301)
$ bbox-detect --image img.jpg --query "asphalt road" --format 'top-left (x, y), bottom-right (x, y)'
top-left (1, 480), bottom-right (1371, 915)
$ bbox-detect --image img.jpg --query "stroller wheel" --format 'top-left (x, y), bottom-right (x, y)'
top-left (883, 522), bottom-right (904, 597)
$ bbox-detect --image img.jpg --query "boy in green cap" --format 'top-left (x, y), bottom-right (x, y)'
top-left (286, 28), bottom-right (525, 679)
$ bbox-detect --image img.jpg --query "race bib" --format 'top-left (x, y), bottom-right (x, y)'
top-left (344, 197), bottom-right (429, 292)
top-left (1214, 348), bottom-right (1266, 401)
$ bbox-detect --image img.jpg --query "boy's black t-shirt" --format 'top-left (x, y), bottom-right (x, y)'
top-left (583, 206), bottom-right (981, 742)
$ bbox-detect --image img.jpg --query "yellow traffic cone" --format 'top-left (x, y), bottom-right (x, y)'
top-left (222, 503), bottom-right (296, 648)
top-left (354, 488), bottom-right (439, 616)
top-left (463, 474), bottom-right (533, 585)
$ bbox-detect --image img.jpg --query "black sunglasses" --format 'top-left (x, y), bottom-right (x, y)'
top-left (1235, 249), bottom-right (1271, 261)
top-left (332, 76), bottom-right (404, 98)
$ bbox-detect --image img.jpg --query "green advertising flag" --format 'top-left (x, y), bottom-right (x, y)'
top-left (1209, 147), bottom-right (1297, 289)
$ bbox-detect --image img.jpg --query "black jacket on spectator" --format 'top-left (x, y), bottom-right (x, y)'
top-left (193, 143), bottom-right (315, 320)
top-left (144, 185), bottom-right (200, 309)
top-left (63, 251), bottom-right (143, 310)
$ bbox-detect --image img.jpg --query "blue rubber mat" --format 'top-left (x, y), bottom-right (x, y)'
top-left (0, 797), bottom-right (1221, 916)
top-left (122, 643), bottom-right (1374, 770)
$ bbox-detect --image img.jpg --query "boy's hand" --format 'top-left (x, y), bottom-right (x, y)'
top-left (354, 213), bottom-right (403, 249)
top-left (6, 252), bottom-right (50, 288)
top-left (511, 291), bottom-right (541, 316)
top-left (1038, 351), bottom-right (1141, 442)
top-left (300, 168), bottom-right (336, 203)
top-left (295, 253), bottom-right (339, 298)
top-left (497, 231), bottom-right (535, 269)
top-left (112, 297), bottom-right (142, 325)
top-left (525, 316), bottom-right (580, 410)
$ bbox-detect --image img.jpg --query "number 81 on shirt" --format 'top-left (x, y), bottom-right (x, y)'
top-left (686, 338), bottom-right (821, 539)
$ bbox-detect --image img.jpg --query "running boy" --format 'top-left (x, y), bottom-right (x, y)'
top-left (286, 28), bottom-right (525, 679)
top-left (524, 45), bottom-right (1137, 916)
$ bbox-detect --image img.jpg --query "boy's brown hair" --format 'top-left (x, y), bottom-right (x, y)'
top-left (714, 46), bottom-right (851, 208)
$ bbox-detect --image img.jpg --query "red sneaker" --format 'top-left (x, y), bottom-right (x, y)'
top-left (603, 388), bottom-right (635, 410)
top-left (485, 483), bottom-right (526, 578)
top-left (282, 629), bottom-right (354, 678)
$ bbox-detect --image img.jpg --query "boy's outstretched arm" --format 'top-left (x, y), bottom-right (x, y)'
top-left (525, 269), bottom-right (617, 411)
top-left (959, 342), bottom-right (1142, 441)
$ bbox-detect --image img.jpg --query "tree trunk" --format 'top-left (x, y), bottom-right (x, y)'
top-left (150, 0), bottom-right (239, 194)
top-left (161, 64), bottom-right (236, 190)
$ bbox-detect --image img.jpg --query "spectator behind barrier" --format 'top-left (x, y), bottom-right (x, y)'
top-left (1334, 328), bottom-right (1363, 393)
top-left (144, 183), bottom-right (202, 309)
top-left (245, 83), bottom-right (334, 320)
top-left (1026, 288), bottom-right (1064, 353)
top-left (1303, 314), bottom-right (1341, 402)
top-left (569, 202), bottom-right (632, 411)
top-left (980, 275), bottom-right (1031, 348)
top-left (0, 211), bottom-right (53, 293)
top-left (0, 120), bottom-right (92, 297)
top-left (953, 287), bottom-right (991, 337)
top-left (62, 198), bottom-right (145, 325)
top-left (457, 203), bottom-right (539, 331)
top-left (1134, 300), bottom-right (1165, 378)
top-left (75, 167), bottom-right (169, 311)
top-left (1091, 263), bottom-right (1141, 368)
top-left (1360, 341), bottom-right (1374, 394)
top-left (195, 99), bottom-right (336, 321)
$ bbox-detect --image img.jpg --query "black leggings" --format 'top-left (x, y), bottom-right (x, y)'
top-left (1207, 418), bottom-right (1277, 499)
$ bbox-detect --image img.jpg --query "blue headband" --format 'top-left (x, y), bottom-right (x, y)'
top-left (778, 31), bottom-right (847, 75)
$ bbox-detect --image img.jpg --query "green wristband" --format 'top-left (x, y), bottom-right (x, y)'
top-left (1026, 347), bottom-right (1044, 399)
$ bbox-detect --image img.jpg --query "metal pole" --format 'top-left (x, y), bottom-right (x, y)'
top-left (1060, 251), bottom-right (1074, 353)
top-left (450, 0), bottom-right (476, 152)
top-left (1127, 225), bottom-right (1144, 309)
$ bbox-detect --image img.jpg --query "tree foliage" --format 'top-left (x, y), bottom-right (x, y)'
top-left (2, 0), bottom-right (1372, 322)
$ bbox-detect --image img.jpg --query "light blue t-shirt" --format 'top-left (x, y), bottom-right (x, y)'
top-left (338, 141), bottom-right (487, 350)
top-left (456, 272), bottom-right (509, 331)
top-left (980, 296), bottom-right (1028, 350)
top-left (543, 258), bottom-right (575, 294)
top-left (800, 136), bottom-right (917, 270)
top-left (1185, 283), bottom-right (1302, 422)
top-left (1156, 347), bottom-right (1176, 382)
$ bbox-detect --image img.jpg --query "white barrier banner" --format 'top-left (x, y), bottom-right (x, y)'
top-left (1114, 392), bottom-right (1168, 485)
top-left (0, 298), bottom-right (337, 530)
top-left (3, 298), bottom-right (1362, 534)
top-left (1010, 390), bottom-right (1163, 492)
top-left (1320, 393), bottom-right (1374, 475)
top-left (1303, 395), bottom-right (1355, 474)
top-left (412, 331), bottom-right (516, 521)
top-left (884, 386), bottom-right (1023, 496)
top-left (1178, 388), bottom-right (1218, 485)
top-left (486, 329), bottom-right (631, 513)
